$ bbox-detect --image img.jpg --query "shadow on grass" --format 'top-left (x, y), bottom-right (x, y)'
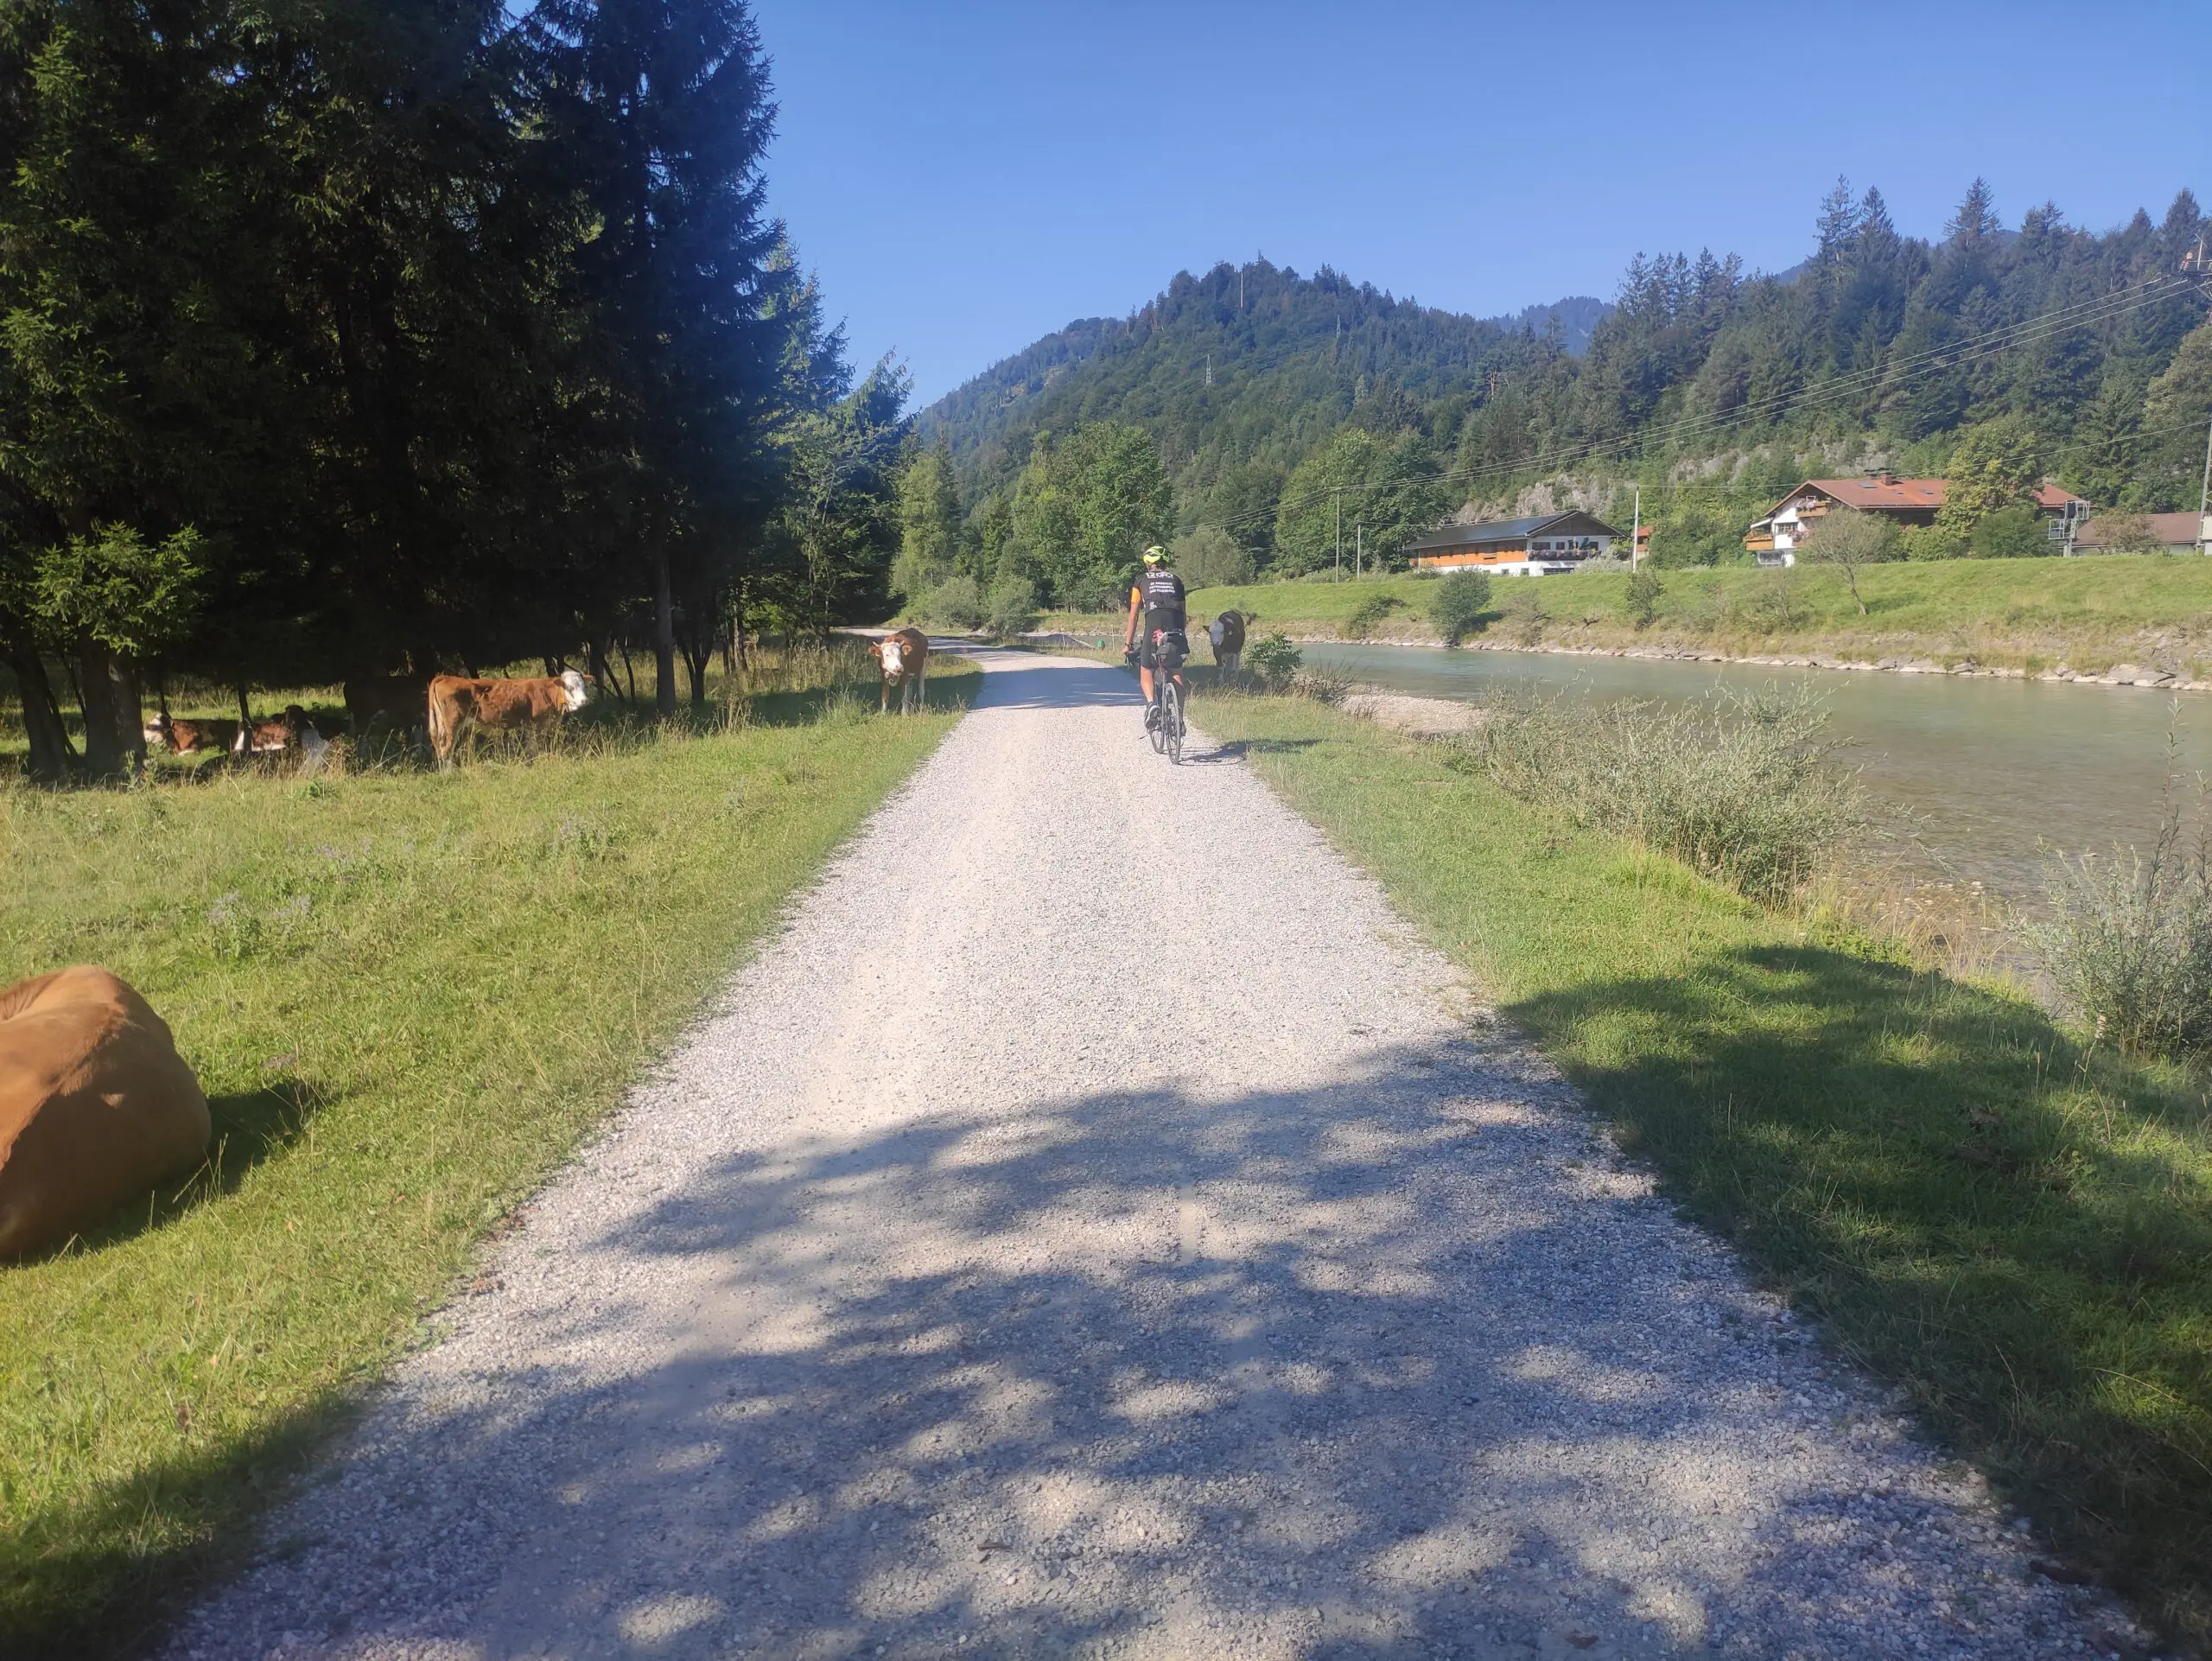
top-left (1179, 737), bottom-right (1322, 767)
top-left (1507, 940), bottom-right (2212, 1644)
top-left (23, 1043), bottom-right (2068, 1660)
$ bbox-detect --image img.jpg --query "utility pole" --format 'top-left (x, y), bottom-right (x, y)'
top-left (1205, 353), bottom-right (1212, 387)
top-left (1334, 490), bottom-right (1343, 577)
top-left (1630, 485), bottom-right (1642, 571)
top-left (2199, 410), bottom-right (2212, 556)
top-left (1356, 520), bottom-right (1363, 579)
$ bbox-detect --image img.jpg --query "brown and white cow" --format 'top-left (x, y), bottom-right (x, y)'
top-left (1207, 609), bottom-right (1248, 679)
top-left (426, 668), bottom-right (589, 766)
top-left (143, 714), bottom-right (238, 754)
top-left (868, 627), bottom-right (930, 715)
top-left (233, 706), bottom-right (310, 754)
top-left (231, 707), bottom-right (329, 770)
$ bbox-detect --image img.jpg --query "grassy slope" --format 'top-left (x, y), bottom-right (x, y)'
top-left (1184, 556), bottom-right (2212, 676)
top-left (1195, 690), bottom-right (2212, 1651)
top-left (0, 667), bottom-right (976, 1656)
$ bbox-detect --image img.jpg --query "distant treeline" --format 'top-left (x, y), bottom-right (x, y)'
top-left (0, 0), bottom-right (906, 782)
top-left (909, 179), bottom-right (2211, 607)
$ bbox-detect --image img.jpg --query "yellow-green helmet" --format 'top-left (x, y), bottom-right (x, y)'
top-left (1141, 544), bottom-right (1167, 564)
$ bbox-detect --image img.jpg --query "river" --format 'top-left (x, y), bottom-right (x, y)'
top-left (1303, 642), bottom-right (2212, 920)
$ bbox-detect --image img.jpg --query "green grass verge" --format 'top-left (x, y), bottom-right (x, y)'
top-left (1183, 555), bottom-right (2212, 675)
top-left (1195, 690), bottom-right (2212, 1651)
top-left (0, 664), bottom-right (976, 1657)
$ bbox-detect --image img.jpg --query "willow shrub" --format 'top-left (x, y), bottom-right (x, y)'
top-left (2027, 794), bottom-right (2212, 1056)
top-left (1450, 683), bottom-right (1871, 909)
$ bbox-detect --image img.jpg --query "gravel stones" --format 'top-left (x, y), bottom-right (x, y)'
top-left (162, 651), bottom-right (2155, 1660)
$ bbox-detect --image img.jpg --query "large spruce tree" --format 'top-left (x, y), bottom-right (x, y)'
top-left (531, 0), bottom-right (782, 714)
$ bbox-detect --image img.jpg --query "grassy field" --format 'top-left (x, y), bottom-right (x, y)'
top-left (1195, 689), bottom-right (2212, 1652)
top-left (0, 651), bottom-right (977, 1658)
top-left (1168, 556), bottom-right (2212, 678)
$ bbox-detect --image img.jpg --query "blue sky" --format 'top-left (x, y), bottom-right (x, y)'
top-left (748, 1), bottom-right (2209, 409)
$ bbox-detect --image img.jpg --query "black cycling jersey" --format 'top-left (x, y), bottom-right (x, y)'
top-left (1135, 569), bottom-right (1186, 630)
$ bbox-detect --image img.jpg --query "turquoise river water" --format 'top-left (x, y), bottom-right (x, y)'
top-left (1302, 642), bottom-right (2212, 918)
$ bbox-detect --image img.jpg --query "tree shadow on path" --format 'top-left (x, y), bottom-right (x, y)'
top-left (156, 1037), bottom-right (2110, 1661)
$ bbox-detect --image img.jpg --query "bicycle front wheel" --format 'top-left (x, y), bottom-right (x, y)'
top-left (1166, 681), bottom-right (1185, 763)
top-left (1149, 690), bottom-right (1167, 754)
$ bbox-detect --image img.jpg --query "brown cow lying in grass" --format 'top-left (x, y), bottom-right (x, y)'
top-left (235, 706), bottom-right (315, 754)
top-left (227, 706), bottom-right (331, 771)
top-left (869, 627), bottom-right (930, 715)
top-left (0, 964), bottom-right (209, 1260)
top-left (143, 714), bottom-right (238, 754)
top-left (427, 668), bottom-right (589, 766)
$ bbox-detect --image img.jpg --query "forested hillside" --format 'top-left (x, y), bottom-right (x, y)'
top-left (922, 262), bottom-right (1586, 505)
top-left (905, 179), bottom-right (2212, 613)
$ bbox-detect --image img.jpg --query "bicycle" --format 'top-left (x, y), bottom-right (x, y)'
top-left (1146, 628), bottom-right (1187, 764)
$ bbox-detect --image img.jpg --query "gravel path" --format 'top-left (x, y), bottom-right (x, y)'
top-left (164, 650), bottom-right (2152, 1661)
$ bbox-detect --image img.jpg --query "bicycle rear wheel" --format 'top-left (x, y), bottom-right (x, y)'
top-left (1166, 680), bottom-right (1185, 763)
top-left (1149, 686), bottom-right (1167, 754)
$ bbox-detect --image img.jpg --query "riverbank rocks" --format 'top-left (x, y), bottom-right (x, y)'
top-left (0, 965), bottom-right (209, 1260)
top-left (1338, 690), bottom-right (1485, 737)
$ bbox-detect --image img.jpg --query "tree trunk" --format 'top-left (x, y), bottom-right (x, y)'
top-left (683, 641), bottom-right (711, 712)
top-left (588, 635), bottom-right (618, 705)
top-left (618, 640), bottom-right (639, 706)
top-left (115, 656), bottom-right (145, 773)
top-left (75, 635), bottom-right (126, 778)
top-left (237, 683), bottom-right (253, 732)
top-left (653, 542), bottom-right (677, 717)
top-left (2, 627), bottom-right (76, 782)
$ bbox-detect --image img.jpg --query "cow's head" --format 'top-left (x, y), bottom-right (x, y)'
top-left (874, 636), bottom-right (906, 679)
top-left (558, 668), bottom-right (590, 712)
top-left (143, 714), bottom-right (173, 749)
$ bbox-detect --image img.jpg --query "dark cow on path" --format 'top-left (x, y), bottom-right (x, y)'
top-left (1208, 609), bottom-right (1248, 679)
top-left (426, 669), bottom-right (590, 766)
top-left (868, 627), bottom-right (930, 715)
top-left (143, 714), bottom-right (238, 754)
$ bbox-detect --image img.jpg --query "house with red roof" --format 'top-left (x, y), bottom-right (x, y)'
top-left (1743, 472), bottom-right (2089, 565)
top-left (2071, 511), bottom-right (2212, 556)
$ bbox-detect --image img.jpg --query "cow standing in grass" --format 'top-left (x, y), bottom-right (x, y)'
top-left (427, 669), bottom-right (590, 767)
top-left (869, 628), bottom-right (930, 715)
top-left (1209, 610), bottom-right (1248, 679)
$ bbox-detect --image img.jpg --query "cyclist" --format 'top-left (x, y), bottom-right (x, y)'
top-left (1123, 544), bottom-right (1188, 729)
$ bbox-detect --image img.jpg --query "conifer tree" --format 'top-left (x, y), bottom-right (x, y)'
top-left (534, 0), bottom-right (783, 713)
